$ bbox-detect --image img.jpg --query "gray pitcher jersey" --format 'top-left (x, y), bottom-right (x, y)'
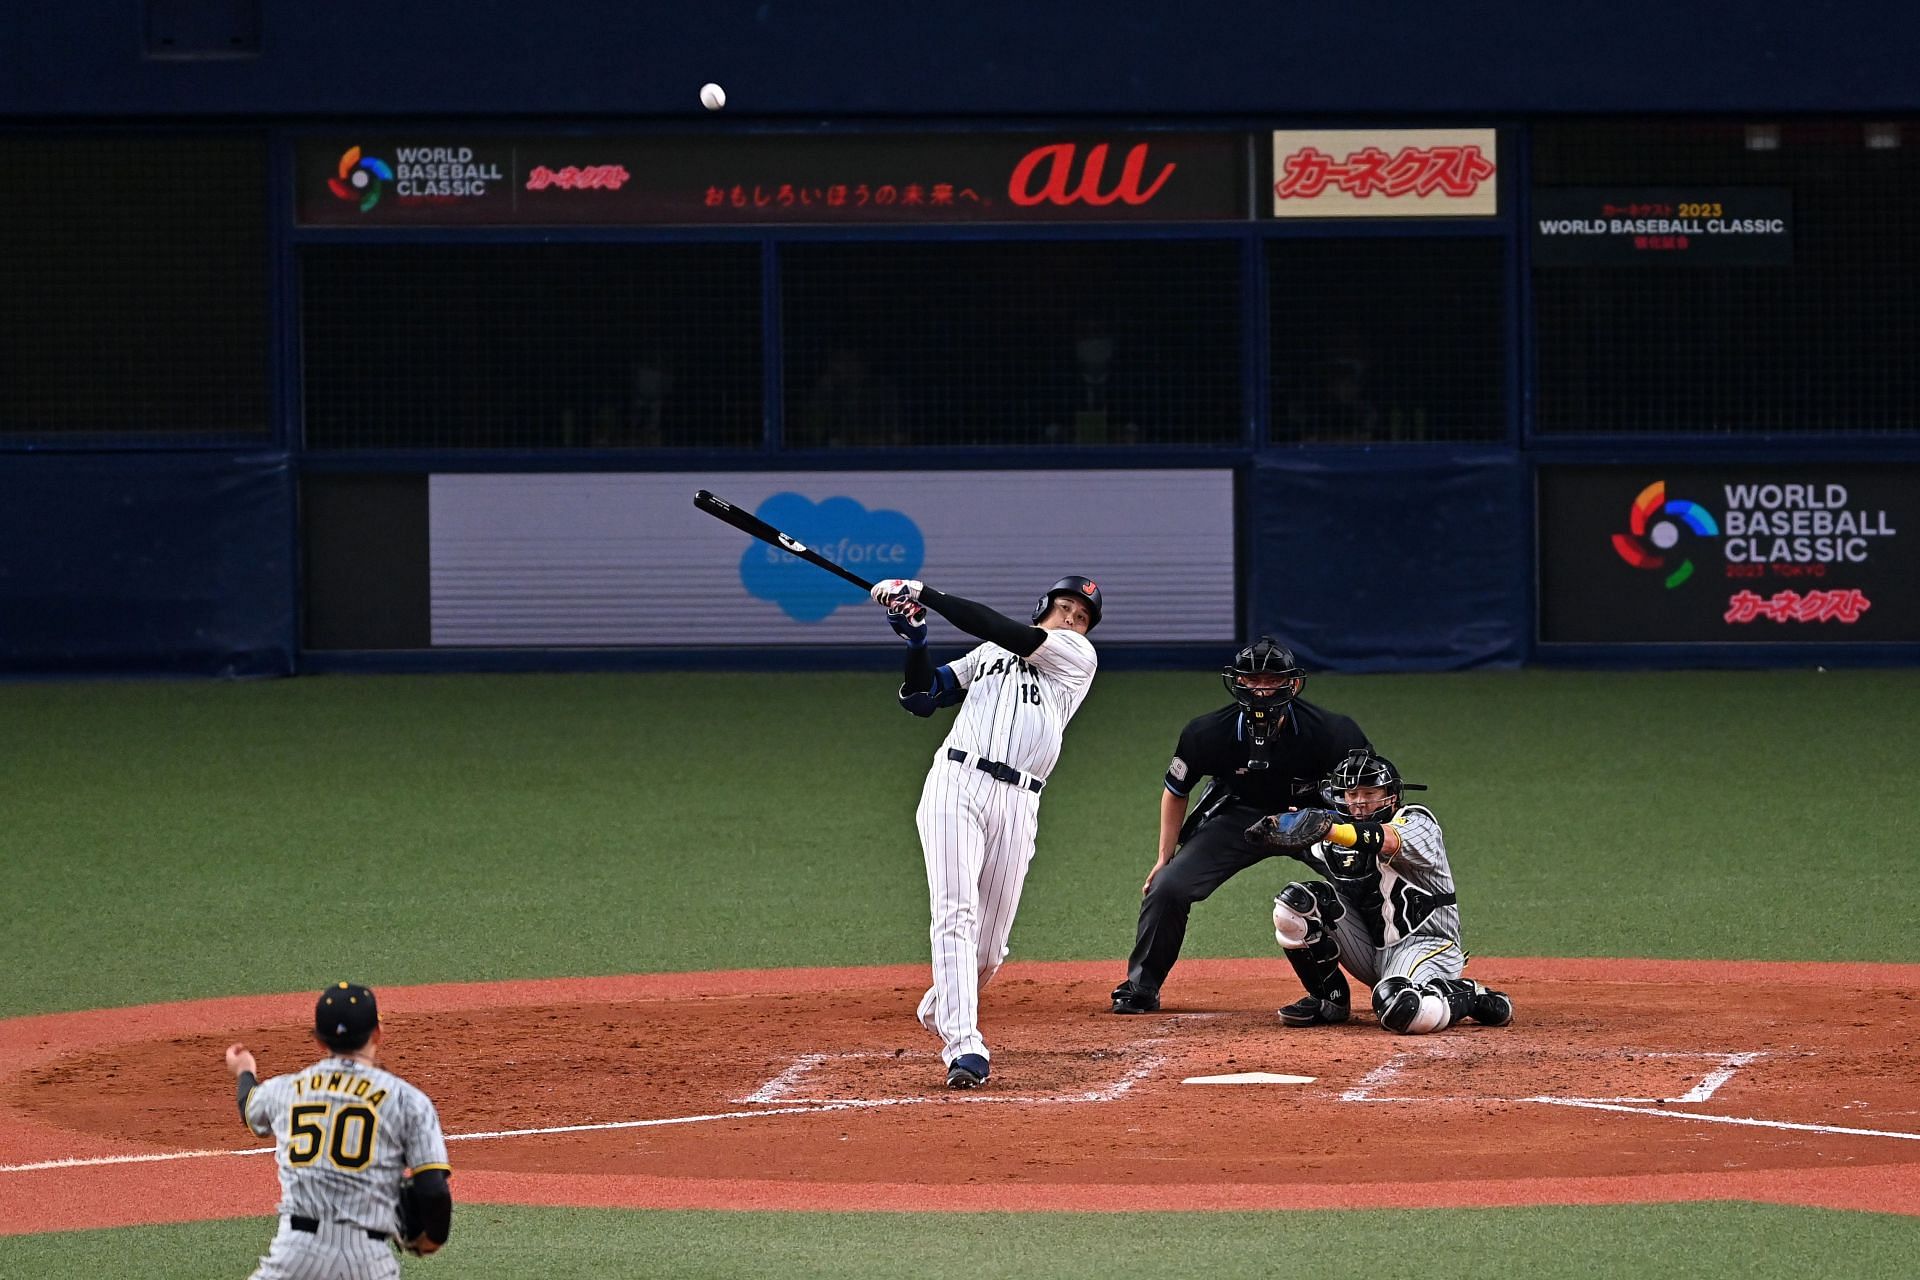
top-left (245, 1055), bottom-right (451, 1233)
top-left (941, 628), bottom-right (1098, 778)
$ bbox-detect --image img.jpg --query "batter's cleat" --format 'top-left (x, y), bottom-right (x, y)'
top-left (1278, 992), bottom-right (1351, 1027)
top-left (1110, 981), bottom-right (1160, 1014)
top-left (946, 1054), bottom-right (989, 1089)
top-left (1468, 982), bottom-right (1514, 1027)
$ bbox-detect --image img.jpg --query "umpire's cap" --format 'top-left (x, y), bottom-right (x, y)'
top-left (1033, 576), bottom-right (1102, 629)
top-left (315, 981), bottom-right (380, 1050)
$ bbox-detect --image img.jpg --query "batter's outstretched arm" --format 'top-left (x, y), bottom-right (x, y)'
top-left (919, 588), bottom-right (1045, 657)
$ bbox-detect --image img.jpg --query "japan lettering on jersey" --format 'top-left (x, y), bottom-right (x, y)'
top-left (245, 1056), bottom-right (451, 1233)
top-left (942, 629), bottom-right (1097, 779)
top-left (1377, 806), bottom-right (1460, 944)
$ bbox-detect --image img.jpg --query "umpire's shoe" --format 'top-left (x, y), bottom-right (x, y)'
top-left (1468, 982), bottom-right (1514, 1027)
top-left (1110, 981), bottom-right (1160, 1014)
top-left (946, 1054), bottom-right (989, 1089)
top-left (1278, 991), bottom-right (1351, 1027)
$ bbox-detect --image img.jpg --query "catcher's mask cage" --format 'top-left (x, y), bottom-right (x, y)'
top-left (1032, 575), bottom-right (1102, 629)
top-left (1221, 636), bottom-right (1304, 711)
top-left (1324, 748), bottom-right (1428, 822)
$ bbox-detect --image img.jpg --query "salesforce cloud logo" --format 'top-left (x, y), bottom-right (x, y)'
top-left (739, 493), bottom-right (924, 623)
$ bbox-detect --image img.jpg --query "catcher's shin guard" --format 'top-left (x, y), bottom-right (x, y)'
top-left (1281, 934), bottom-right (1349, 1014)
top-left (1372, 976), bottom-right (1424, 1033)
top-left (1469, 981), bottom-right (1513, 1026)
top-left (1425, 978), bottom-right (1483, 1029)
top-left (1423, 978), bottom-right (1513, 1027)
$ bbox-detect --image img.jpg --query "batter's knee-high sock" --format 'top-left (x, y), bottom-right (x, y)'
top-left (1284, 933), bottom-right (1348, 1006)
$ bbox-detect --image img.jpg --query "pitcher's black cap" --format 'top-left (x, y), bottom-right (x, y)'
top-left (315, 981), bottom-right (379, 1050)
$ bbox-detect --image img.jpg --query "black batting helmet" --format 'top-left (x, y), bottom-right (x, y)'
top-left (1323, 748), bottom-right (1427, 822)
top-left (1221, 636), bottom-right (1304, 710)
top-left (1033, 575), bottom-right (1102, 629)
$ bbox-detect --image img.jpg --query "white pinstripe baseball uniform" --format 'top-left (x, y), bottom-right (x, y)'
top-left (242, 1056), bottom-right (450, 1279)
top-left (913, 627), bottom-right (1098, 1067)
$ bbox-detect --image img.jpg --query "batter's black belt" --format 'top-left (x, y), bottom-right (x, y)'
top-left (289, 1215), bottom-right (388, 1241)
top-left (947, 748), bottom-right (1045, 793)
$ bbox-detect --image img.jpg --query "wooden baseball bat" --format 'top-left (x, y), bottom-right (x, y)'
top-left (693, 489), bottom-right (875, 591)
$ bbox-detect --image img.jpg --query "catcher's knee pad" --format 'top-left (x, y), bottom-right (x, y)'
top-left (1373, 978), bottom-right (1449, 1034)
top-left (1372, 976), bottom-right (1420, 1032)
top-left (1272, 881), bottom-right (1342, 949)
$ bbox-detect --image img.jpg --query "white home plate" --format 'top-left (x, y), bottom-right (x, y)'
top-left (1182, 1072), bottom-right (1316, 1085)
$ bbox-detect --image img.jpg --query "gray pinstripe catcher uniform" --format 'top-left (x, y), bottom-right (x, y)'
top-left (915, 628), bottom-right (1098, 1065)
top-left (242, 1057), bottom-right (450, 1279)
top-left (1310, 804), bottom-right (1465, 987)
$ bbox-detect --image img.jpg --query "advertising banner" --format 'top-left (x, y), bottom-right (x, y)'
top-left (1532, 187), bottom-right (1793, 265)
top-left (1538, 465), bottom-right (1913, 644)
top-left (428, 471), bottom-right (1236, 646)
top-left (1267, 129), bottom-right (1498, 218)
top-left (297, 134), bottom-right (1248, 226)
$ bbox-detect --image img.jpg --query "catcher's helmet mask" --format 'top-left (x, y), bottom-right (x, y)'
top-left (1324, 748), bottom-right (1427, 822)
top-left (1033, 575), bottom-right (1102, 630)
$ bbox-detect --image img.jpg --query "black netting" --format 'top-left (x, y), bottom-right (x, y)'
top-left (302, 244), bottom-right (762, 449)
top-left (780, 240), bottom-right (1243, 448)
top-left (0, 134), bottom-right (269, 441)
top-left (1267, 237), bottom-right (1507, 444)
top-left (1533, 119), bottom-right (1920, 434)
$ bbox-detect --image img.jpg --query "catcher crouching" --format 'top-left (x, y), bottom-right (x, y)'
top-left (1251, 749), bottom-right (1513, 1033)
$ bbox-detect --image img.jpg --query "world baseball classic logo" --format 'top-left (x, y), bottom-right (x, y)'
top-left (328, 147), bottom-right (395, 212)
top-left (1611, 480), bottom-right (1720, 589)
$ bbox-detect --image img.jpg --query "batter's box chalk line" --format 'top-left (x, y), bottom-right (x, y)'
top-left (1328, 1045), bottom-right (1920, 1143)
top-left (735, 1043), bottom-right (1169, 1107)
top-left (1341, 1046), bottom-right (1771, 1105)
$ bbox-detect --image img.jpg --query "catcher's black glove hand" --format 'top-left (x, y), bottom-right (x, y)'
top-left (1245, 808), bottom-right (1336, 851)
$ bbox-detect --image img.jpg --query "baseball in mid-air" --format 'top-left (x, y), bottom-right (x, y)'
top-left (700, 82), bottom-right (726, 111)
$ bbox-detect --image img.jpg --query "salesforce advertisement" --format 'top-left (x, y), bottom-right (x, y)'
top-left (1537, 464), bottom-right (1912, 644)
top-left (429, 471), bottom-right (1236, 646)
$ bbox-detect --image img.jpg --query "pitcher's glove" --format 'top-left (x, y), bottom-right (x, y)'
top-left (1246, 808), bottom-right (1336, 852)
top-left (395, 1176), bottom-right (438, 1256)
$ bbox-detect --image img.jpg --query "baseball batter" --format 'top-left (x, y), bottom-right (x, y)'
top-left (870, 573), bottom-right (1101, 1089)
top-left (1252, 750), bottom-right (1513, 1033)
top-left (223, 982), bottom-right (452, 1277)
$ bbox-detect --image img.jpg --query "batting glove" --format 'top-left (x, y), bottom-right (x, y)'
top-left (869, 578), bottom-right (925, 614)
top-left (887, 604), bottom-right (928, 648)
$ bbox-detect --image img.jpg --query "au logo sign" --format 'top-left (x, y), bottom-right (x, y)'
top-left (1009, 143), bottom-right (1176, 208)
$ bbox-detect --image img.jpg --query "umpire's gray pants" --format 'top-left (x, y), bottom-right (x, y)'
top-left (250, 1217), bottom-right (398, 1280)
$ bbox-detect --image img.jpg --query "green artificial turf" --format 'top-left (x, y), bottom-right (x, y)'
top-left (2, 668), bottom-right (1915, 1019)
top-left (5, 1202), bottom-right (1918, 1279)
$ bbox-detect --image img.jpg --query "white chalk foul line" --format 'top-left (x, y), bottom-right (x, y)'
top-left (2, 1049), bottom-right (1174, 1175)
top-left (1526, 1096), bottom-right (1920, 1142)
top-left (0, 1145), bottom-right (274, 1173)
top-left (0, 1101), bottom-right (906, 1174)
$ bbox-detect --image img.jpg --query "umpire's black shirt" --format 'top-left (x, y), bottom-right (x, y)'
top-left (1163, 699), bottom-right (1369, 814)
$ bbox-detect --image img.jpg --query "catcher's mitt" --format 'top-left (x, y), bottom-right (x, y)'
top-left (1245, 808), bottom-right (1335, 852)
